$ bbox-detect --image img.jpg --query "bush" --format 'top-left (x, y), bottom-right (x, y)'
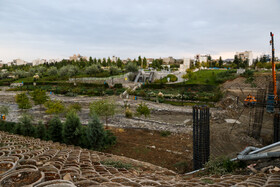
top-left (174, 161), bottom-right (190, 174)
top-left (114, 83), bottom-right (123, 88)
top-left (47, 116), bottom-right (63, 142)
top-left (136, 102), bottom-right (150, 118)
top-left (35, 121), bottom-right (47, 140)
top-left (63, 110), bottom-right (82, 145)
top-left (19, 114), bottom-right (35, 137)
top-left (44, 100), bottom-right (65, 114)
top-left (160, 131), bottom-right (171, 137)
top-left (15, 93), bottom-right (32, 109)
top-left (125, 108), bottom-right (133, 118)
top-left (86, 113), bottom-right (106, 150)
top-left (203, 156), bottom-right (246, 175)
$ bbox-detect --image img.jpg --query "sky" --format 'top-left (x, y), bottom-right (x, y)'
top-left (0, 0), bottom-right (280, 62)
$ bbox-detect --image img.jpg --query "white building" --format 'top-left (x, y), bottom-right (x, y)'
top-left (194, 54), bottom-right (209, 63)
top-left (32, 59), bottom-right (47, 66)
top-left (12, 59), bottom-right (26, 66)
top-left (163, 56), bottom-right (175, 64)
top-left (179, 58), bottom-right (191, 72)
top-left (236, 51), bottom-right (253, 66)
top-left (111, 56), bottom-right (118, 62)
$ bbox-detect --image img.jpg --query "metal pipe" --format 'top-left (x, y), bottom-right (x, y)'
top-left (248, 141), bottom-right (280, 155)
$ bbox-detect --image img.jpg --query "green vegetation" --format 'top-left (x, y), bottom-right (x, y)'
top-left (0, 105), bottom-right (9, 115)
top-left (63, 110), bottom-right (82, 145)
top-left (184, 70), bottom-right (228, 85)
top-left (47, 116), bottom-right (63, 142)
top-left (0, 110), bottom-right (116, 150)
top-left (101, 160), bottom-right (133, 170)
top-left (15, 93), bottom-right (32, 109)
top-left (160, 131), bottom-right (171, 137)
top-left (154, 74), bottom-right (178, 84)
top-left (90, 99), bottom-right (116, 125)
top-left (203, 156), bottom-right (246, 175)
top-left (44, 100), bottom-right (65, 114)
top-left (136, 102), bottom-right (150, 118)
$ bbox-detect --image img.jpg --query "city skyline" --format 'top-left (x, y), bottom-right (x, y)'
top-left (0, 0), bottom-right (280, 62)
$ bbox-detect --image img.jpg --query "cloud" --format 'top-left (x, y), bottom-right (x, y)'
top-left (0, 0), bottom-right (279, 62)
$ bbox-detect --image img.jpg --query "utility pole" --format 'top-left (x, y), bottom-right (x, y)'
top-left (270, 32), bottom-right (277, 99)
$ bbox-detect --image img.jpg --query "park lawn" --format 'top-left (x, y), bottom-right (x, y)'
top-left (186, 69), bottom-right (226, 85)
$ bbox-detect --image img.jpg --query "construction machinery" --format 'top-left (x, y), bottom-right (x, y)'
top-left (244, 94), bottom-right (257, 106)
top-left (266, 32), bottom-right (278, 113)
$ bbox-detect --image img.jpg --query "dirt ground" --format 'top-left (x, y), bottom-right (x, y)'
top-left (103, 127), bottom-right (193, 173)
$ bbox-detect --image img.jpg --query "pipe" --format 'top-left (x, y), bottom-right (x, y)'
top-left (238, 151), bottom-right (280, 161)
top-left (248, 141), bottom-right (280, 155)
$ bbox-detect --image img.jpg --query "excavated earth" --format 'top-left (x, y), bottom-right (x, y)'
top-left (1, 131), bottom-right (280, 187)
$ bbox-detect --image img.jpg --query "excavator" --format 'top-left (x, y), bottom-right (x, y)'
top-left (244, 32), bottom-right (277, 110)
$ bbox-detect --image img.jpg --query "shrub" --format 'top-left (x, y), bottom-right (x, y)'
top-left (174, 161), bottom-right (190, 174)
top-left (19, 114), bottom-right (35, 137)
top-left (160, 131), bottom-right (171, 137)
top-left (67, 103), bottom-right (82, 113)
top-left (44, 100), bottom-right (65, 114)
top-left (47, 116), bottom-right (63, 142)
top-left (63, 110), bottom-right (82, 145)
top-left (90, 99), bottom-right (116, 125)
top-left (126, 63), bottom-right (138, 73)
top-left (203, 156), bottom-right (246, 175)
top-left (136, 102), bottom-right (150, 118)
top-left (86, 113), bottom-right (106, 150)
top-left (47, 67), bottom-right (58, 76)
top-left (114, 83), bottom-right (123, 88)
top-left (125, 108), bottom-right (133, 118)
top-left (15, 93), bottom-right (32, 109)
top-left (128, 73), bottom-right (136, 81)
top-left (35, 121), bottom-right (47, 140)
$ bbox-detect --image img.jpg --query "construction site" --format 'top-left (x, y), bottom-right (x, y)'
top-left (0, 33), bottom-right (280, 186)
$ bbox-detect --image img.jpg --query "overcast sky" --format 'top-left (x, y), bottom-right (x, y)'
top-left (0, 0), bottom-right (279, 62)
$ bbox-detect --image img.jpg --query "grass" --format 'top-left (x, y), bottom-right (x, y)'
top-left (101, 160), bottom-right (133, 170)
top-left (185, 70), bottom-right (226, 85)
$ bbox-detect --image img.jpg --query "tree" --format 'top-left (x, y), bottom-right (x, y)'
top-left (47, 67), bottom-right (58, 76)
top-left (85, 65), bottom-right (100, 76)
top-left (35, 121), bottom-right (47, 140)
top-left (47, 116), bottom-right (63, 142)
top-left (31, 89), bottom-right (49, 111)
top-left (117, 58), bottom-right (123, 69)
top-left (67, 103), bottom-right (82, 113)
top-left (138, 56), bottom-right (142, 67)
top-left (86, 113), bottom-right (106, 150)
top-left (68, 65), bottom-right (79, 77)
top-left (59, 66), bottom-right (69, 77)
top-left (44, 100), bottom-right (65, 114)
top-left (143, 57), bottom-right (147, 68)
top-left (195, 61), bottom-right (201, 69)
top-left (218, 56), bottom-right (223, 68)
top-left (90, 99), bottom-right (116, 126)
top-left (63, 110), bottom-right (82, 145)
top-left (15, 93), bottom-right (32, 110)
top-left (136, 102), bottom-right (150, 118)
top-left (89, 56), bottom-right (93, 65)
top-left (109, 66), bottom-right (119, 75)
top-left (19, 114), bottom-right (35, 137)
top-left (125, 62), bottom-right (138, 73)
top-left (102, 58), bottom-right (107, 67)
top-left (0, 105), bottom-right (9, 116)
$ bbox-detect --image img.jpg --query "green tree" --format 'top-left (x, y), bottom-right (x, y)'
top-left (47, 67), bottom-right (58, 76)
top-left (63, 110), bottom-right (82, 145)
top-left (35, 121), bottom-right (47, 140)
top-left (90, 99), bottom-right (116, 125)
top-left (31, 89), bottom-right (49, 111)
top-left (218, 56), bottom-right (223, 67)
top-left (89, 56), bottom-right (93, 65)
top-left (44, 100), bottom-right (65, 114)
top-left (143, 57), bottom-right (147, 68)
top-left (19, 114), bottom-right (35, 137)
top-left (86, 113), bottom-right (106, 150)
top-left (117, 58), bottom-right (123, 69)
top-left (136, 102), bottom-right (150, 118)
top-left (85, 65), bottom-right (100, 76)
top-left (125, 62), bottom-right (138, 73)
top-left (138, 56), bottom-right (142, 67)
top-left (15, 93), bottom-right (32, 110)
top-left (109, 66), bottom-right (119, 75)
top-left (47, 116), bottom-right (63, 142)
